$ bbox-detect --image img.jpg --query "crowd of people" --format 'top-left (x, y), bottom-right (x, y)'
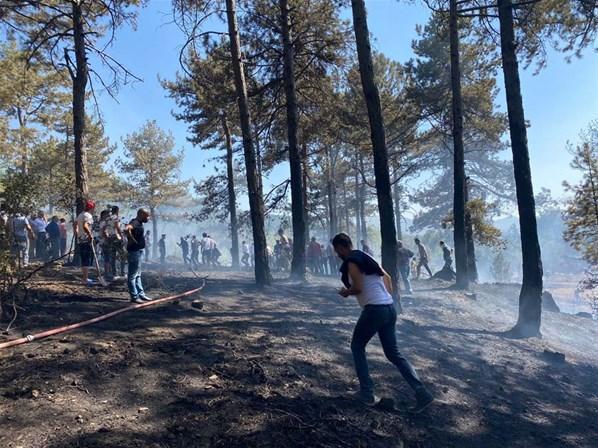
top-left (177, 233), bottom-right (222, 269)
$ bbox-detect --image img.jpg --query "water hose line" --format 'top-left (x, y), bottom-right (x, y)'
top-left (0, 281), bottom-right (205, 351)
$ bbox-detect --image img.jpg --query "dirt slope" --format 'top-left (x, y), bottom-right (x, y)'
top-left (1, 268), bottom-right (597, 448)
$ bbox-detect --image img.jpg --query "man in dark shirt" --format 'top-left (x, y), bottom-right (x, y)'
top-left (397, 240), bottom-right (415, 294)
top-left (45, 216), bottom-right (61, 260)
top-left (126, 208), bottom-right (151, 303)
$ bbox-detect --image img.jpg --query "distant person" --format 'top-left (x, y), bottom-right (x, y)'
top-left (32, 211), bottom-right (48, 261)
top-left (99, 209), bottom-right (112, 278)
top-left (414, 238), bottom-right (433, 279)
top-left (107, 206), bottom-right (125, 279)
top-left (59, 218), bottom-right (68, 256)
top-left (440, 241), bottom-right (453, 271)
top-left (177, 236), bottom-right (189, 265)
top-left (144, 230), bottom-right (151, 262)
top-left (211, 237), bottom-right (222, 266)
top-left (9, 212), bottom-right (35, 268)
top-left (159, 234), bottom-right (166, 264)
top-left (45, 216), bottom-right (61, 260)
top-left (326, 240), bottom-right (336, 276)
top-left (360, 239), bottom-right (373, 257)
top-left (201, 232), bottom-right (212, 265)
top-left (241, 241), bottom-right (250, 267)
top-left (332, 233), bottom-right (434, 412)
top-left (307, 237), bottom-right (323, 274)
top-left (126, 208), bottom-right (151, 304)
top-left (190, 235), bottom-right (200, 268)
top-left (74, 200), bottom-right (95, 285)
top-left (277, 228), bottom-right (289, 246)
top-left (397, 240), bottom-right (415, 295)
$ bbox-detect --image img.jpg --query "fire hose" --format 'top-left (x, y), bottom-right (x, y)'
top-left (0, 281), bottom-right (205, 351)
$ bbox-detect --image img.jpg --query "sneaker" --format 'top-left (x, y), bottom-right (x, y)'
top-left (131, 297), bottom-right (145, 304)
top-left (410, 388), bottom-right (434, 414)
top-left (350, 391), bottom-right (379, 407)
top-left (139, 295), bottom-right (152, 302)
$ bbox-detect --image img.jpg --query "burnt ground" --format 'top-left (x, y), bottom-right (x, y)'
top-left (0, 264), bottom-right (597, 448)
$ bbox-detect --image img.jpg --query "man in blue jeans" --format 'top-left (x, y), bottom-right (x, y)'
top-left (126, 208), bottom-right (152, 304)
top-left (333, 233), bottom-right (434, 413)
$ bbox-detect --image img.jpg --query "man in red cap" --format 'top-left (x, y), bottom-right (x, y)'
top-left (74, 200), bottom-right (96, 285)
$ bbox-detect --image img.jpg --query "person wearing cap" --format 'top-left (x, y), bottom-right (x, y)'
top-left (125, 208), bottom-right (151, 303)
top-left (74, 200), bottom-right (96, 285)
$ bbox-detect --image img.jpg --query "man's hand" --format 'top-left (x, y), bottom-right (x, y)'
top-left (338, 287), bottom-right (351, 298)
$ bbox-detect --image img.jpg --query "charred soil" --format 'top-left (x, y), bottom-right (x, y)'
top-left (0, 266), bottom-right (597, 448)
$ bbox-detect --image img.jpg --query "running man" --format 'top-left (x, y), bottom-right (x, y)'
top-left (241, 240), bottom-right (250, 267)
top-left (332, 233), bottom-right (434, 412)
top-left (414, 238), bottom-right (433, 279)
top-left (126, 208), bottom-right (151, 304)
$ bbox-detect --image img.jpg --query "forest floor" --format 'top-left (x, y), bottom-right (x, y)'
top-left (1, 263), bottom-right (597, 448)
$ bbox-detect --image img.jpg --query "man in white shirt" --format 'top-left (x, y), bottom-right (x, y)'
top-left (333, 232), bottom-right (433, 412)
top-left (32, 211), bottom-right (48, 261)
top-left (74, 200), bottom-right (95, 285)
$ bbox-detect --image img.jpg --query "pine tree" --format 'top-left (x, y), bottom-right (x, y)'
top-left (118, 120), bottom-right (189, 258)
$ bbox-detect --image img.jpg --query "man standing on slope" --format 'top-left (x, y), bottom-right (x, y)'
top-left (332, 232), bottom-right (434, 412)
top-left (126, 208), bottom-right (152, 304)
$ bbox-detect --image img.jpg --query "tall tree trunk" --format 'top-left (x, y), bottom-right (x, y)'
top-left (254, 124), bottom-right (263, 187)
top-left (358, 153), bottom-right (368, 243)
top-left (279, 0), bottom-right (306, 279)
top-left (222, 113), bottom-right (239, 269)
top-left (150, 206), bottom-right (157, 259)
top-left (302, 143), bottom-right (309, 243)
top-left (326, 146), bottom-right (338, 238)
top-left (393, 180), bottom-right (402, 240)
top-left (342, 178), bottom-right (350, 233)
top-left (449, 0), bottom-right (469, 290)
top-left (17, 108), bottom-right (28, 174)
top-left (351, 0), bottom-right (398, 297)
top-left (464, 179), bottom-right (478, 282)
top-left (225, 0), bottom-right (271, 286)
top-left (71, 1), bottom-right (89, 215)
top-left (498, 0), bottom-right (543, 337)
top-left (354, 164), bottom-right (362, 241)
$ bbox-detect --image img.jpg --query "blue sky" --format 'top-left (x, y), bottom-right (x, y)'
top-left (98, 0), bottom-right (597, 202)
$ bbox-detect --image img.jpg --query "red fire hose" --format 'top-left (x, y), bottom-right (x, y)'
top-left (0, 282), bottom-right (205, 351)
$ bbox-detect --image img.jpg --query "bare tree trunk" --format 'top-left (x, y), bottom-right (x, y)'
top-left (351, 0), bottom-right (398, 299)
top-left (326, 146), bottom-right (338, 238)
top-left (354, 164), bottom-right (362, 241)
top-left (279, 0), bottom-right (306, 279)
top-left (358, 153), bottom-right (368, 243)
top-left (498, 0), bottom-right (543, 337)
top-left (302, 142), bottom-right (309, 243)
top-left (449, 0), bottom-right (469, 290)
top-left (71, 1), bottom-right (89, 215)
top-left (393, 181), bottom-right (402, 240)
top-left (464, 179), bottom-right (478, 282)
top-left (225, 0), bottom-right (271, 286)
top-left (150, 206), bottom-right (157, 259)
top-left (342, 178), bottom-right (350, 233)
top-left (222, 113), bottom-right (239, 269)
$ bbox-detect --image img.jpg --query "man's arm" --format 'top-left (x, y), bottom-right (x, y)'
top-left (340, 262), bottom-right (363, 297)
top-left (113, 219), bottom-right (123, 239)
top-left (83, 221), bottom-right (93, 241)
top-left (125, 223), bottom-right (137, 244)
top-left (381, 268), bottom-right (393, 295)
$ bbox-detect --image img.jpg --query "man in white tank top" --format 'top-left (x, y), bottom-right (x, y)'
top-left (333, 233), bottom-right (434, 413)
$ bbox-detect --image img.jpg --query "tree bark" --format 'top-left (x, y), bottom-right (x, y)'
top-left (358, 152), bottom-right (368, 244)
top-left (498, 0), bottom-right (543, 337)
top-left (225, 0), bottom-right (271, 286)
top-left (222, 113), bottom-right (239, 269)
top-left (449, 0), bottom-right (469, 290)
top-left (464, 179), bottom-right (478, 282)
top-left (354, 163), bottom-right (362, 241)
top-left (279, 0), bottom-right (306, 279)
top-left (352, 0), bottom-right (398, 303)
top-left (393, 180), bottom-right (402, 240)
top-left (326, 146), bottom-right (338, 239)
top-left (71, 0), bottom-right (89, 215)
top-left (302, 142), bottom-right (309, 243)
top-left (150, 206), bottom-right (157, 259)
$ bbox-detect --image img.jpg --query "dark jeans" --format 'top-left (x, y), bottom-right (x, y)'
top-left (49, 237), bottom-right (60, 260)
top-left (351, 304), bottom-right (424, 398)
